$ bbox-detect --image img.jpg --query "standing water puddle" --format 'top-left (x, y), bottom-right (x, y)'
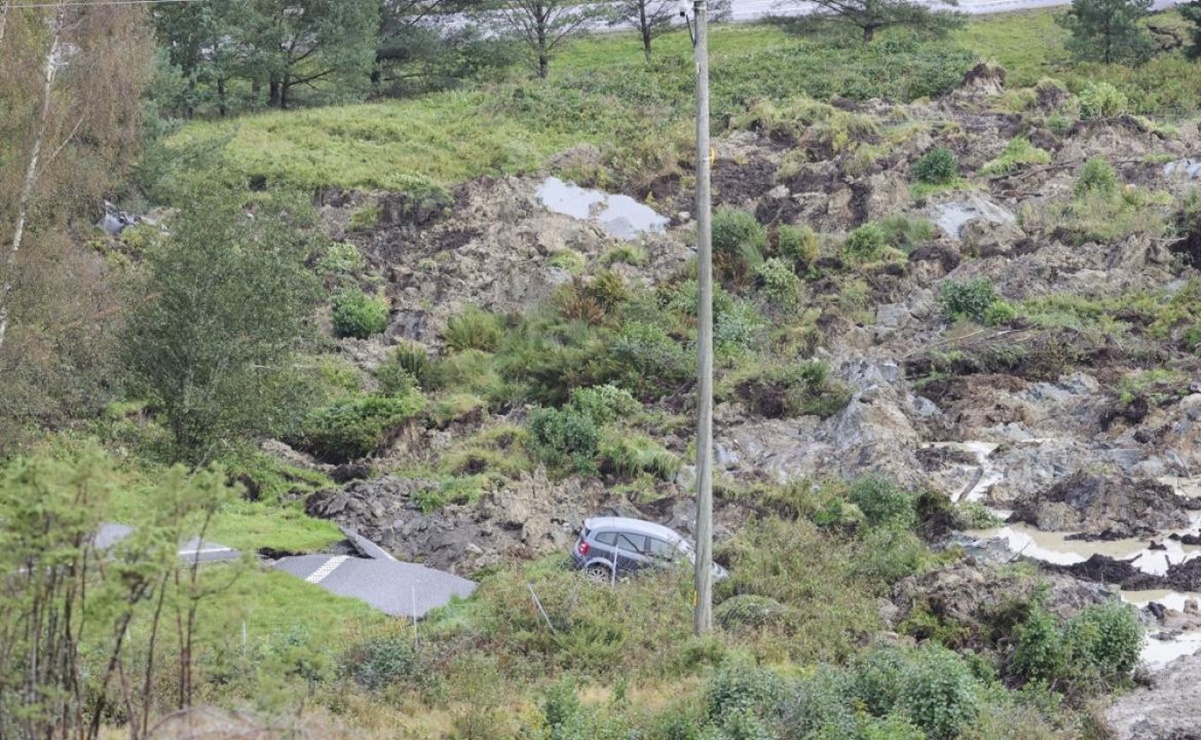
top-left (536, 177), bottom-right (669, 241)
top-left (934, 440), bottom-right (1201, 667)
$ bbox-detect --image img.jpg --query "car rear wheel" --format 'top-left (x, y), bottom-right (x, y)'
top-left (585, 564), bottom-right (612, 583)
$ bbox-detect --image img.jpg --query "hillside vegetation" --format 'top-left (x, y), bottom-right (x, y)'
top-left (4, 1), bottom-right (1201, 738)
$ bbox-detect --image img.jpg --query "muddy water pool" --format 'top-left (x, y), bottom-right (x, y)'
top-left (932, 440), bottom-right (1201, 667)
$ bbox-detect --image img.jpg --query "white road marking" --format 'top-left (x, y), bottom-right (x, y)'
top-left (305, 555), bottom-right (350, 584)
top-left (178, 546), bottom-right (235, 558)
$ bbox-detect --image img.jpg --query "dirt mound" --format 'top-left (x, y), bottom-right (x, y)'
top-left (1008, 472), bottom-right (1200, 538)
top-left (891, 559), bottom-right (1112, 650)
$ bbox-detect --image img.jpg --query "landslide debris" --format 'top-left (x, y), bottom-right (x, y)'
top-left (1008, 472), bottom-right (1201, 539)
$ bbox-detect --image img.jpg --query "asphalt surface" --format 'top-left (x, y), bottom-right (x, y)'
top-left (273, 553), bottom-right (477, 618)
top-left (93, 523), bottom-right (241, 564)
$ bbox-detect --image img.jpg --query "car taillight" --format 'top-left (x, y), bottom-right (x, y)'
top-left (577, 540), bottom-right (589, 556)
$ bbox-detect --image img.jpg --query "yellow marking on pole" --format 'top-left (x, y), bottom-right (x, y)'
top-left (710, 146), bottom-right (716, 166)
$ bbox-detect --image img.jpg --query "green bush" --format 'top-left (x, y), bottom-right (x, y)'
top-left (526, 405), bottom-right (600, 475)
top-left (712, 209), bottom-right (767, 257)
top-left (382, 342), bottom-right (432, 388)
top-left (848, 474), bottom-right (917, 529)
top-left (598, 431), bottom-right (680, 481)
top-left (1074, 157), bottom-right (1118, 198)
top-left (912, 148), bottom-right (959, 185)
top-left (705, 660), bottom-right (783, 723)
top-left (896, 645), bottom-right (981, 739)
top-left (297, 390), bottom-right (425, 463)
top-left (753, 258), bottom-right (801, 309)
top-left (374, 361), bottom-right (416, 397)
top-left (776, 224), bottom-right (820, 267)
top-left (341, 633), bottom-right (425, 691)
top-left (444, 305), bottom-right (504, 353)
top-left (568, 384), bottom-right (641, 425)
top-left (878, 215), bottom-right (936, 252)
top-left (843, 222), bottom-right (888, 262)
top-left (1078, 81), bottom-right (1128, 120)
top-left (1064, 601), bottom-right (1141, 681)
top-left (980, 137), bottom-right (1053, 177)
top-left (939, 279), bottom-right (1001, 323)
top-left (315, 241), bottom-right (364, 277)
top-left (733, 361), bottom-right (851, 419)
top-left (779, 665), bottom-right (860, 739)
top-left (331, 288), bottom-right (389, 339)
top-left (715, 299), bottom-right (766, 356)
top-left (611, 321), bottom-right (694, 400)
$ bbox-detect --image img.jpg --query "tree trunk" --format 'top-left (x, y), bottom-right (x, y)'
top-left (217, 77), bottom-right (227, 117)
top-left (0, 2), bottom-right (66, 355)
top-left (641, 4), bottom-right (652, 62)
top-left (537, 19), bottom-right (549, 78)
top-left (280, 77), bottom-right (291, 109)
top-left (268, 77), bottom-right (281, 107)
top-left (863, 24), bottom-right (876, 43)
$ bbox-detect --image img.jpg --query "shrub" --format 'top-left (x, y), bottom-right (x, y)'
top-left (599, 243), bottom-right (649, 267)
top-left (347, 203), bottom-right (381, 231)
top-left (734, 361), bottom-right (851, 419)
top-left (776, 224), bottom-right (820, 267)
top-left (848, 474), bottom-right (916, 529)
top-left (705, 660), bottom-right (783, 723)
top-left (1078, 82), bottom-right (1128, 120)
top-left (331, 287), bottom-right (389, 339)
top-left (878, 215), bottom-right (936, 252)
top-left (1064, 601), bottom-right (1141, 681)
top-left (1074, 157), bottom-right (1118, 197)
top-left (753, 257), bottom-right (801, 309)
top-left (385, 342), bottom-right (432, 387)
top-left (980, 137), bottom-right (1053, 177)
top-left (843, 222), bottom-right (888, 262)
top-left (611, 321), bottom-right (694, 400)
top-left (598, 432), bottom-right (680, 481)
top-left (779, 665), bottom-right (860, 739)
top-left (444, 305), bottom-right (504, 352)
top-left (341, 632), bottom-right (424, 691)
top-left (713, 209), bottom-right (766, 257)
top-left (526, 405), bottom-right (600, 475)
top-left (315, 241), bottom-right (364, 276)
top-left (568, 384), bottom-right (641, 425)
top-left (912, 148), bottom-right (959, 185)
top-left (896, 645), bottom-right (981, 739)
top-left (939, 279), bottom-right (1000, 323)
top-left (715, 299), bottom-right (765, 355)
top-left (374, 361), bottom-right (416, 397)
top-left (297, 390), bottom-right (425, 463)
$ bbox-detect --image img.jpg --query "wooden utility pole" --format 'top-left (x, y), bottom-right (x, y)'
top-left (692, 0), bottom-right (713, 636)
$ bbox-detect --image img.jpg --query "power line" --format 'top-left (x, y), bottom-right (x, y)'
top-left (1, 0), bottom-right (207, 9)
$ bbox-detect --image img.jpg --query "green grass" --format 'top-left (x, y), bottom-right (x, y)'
top-left (955, 9), bottom-right (1070, 88)
top-left (171, 90), bottom-right (575, 191)
top-left (206, 499), bottom-right (344, 553)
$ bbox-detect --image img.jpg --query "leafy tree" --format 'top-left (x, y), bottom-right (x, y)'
top-left (789, 0), bottom-right (964, 43)
top-left (121, 188), bottom-right (322, 463)
top-left (1183, 0), bottom-right (1201, 60)
top-left (493, 0), bottom-right (611, 78)
top-left (612, 0), bottom-right (730, 61)
top-left (1056, 0), bottom-right (1153, 64)
top-left (0, 3), bottom-right (153, 455)
top-left (152, 0), bottom-right (252, 116)
top-left (0, 446), bottom-right (235, 737)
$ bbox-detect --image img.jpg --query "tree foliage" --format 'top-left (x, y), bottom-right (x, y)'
top-left (121, 188), bottom-right (322, 463)
top-left (1056, 0), bottom-right (1153, 65)
top-left (153, 0), bottom-right (379, 111)
top-left (0, 3), bottom-right (154, 456)
top-left (790, 0), bottom-right (964, 43)
top-left (1182, 0), bottom-right (1201, 60)
top-left (0, 445), bottom-right (235, 737)
top-left (493, 0), bottom-right (612, 78)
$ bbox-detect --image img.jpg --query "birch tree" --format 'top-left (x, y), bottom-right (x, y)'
top-left (0, 2), bottom-right (154, 454)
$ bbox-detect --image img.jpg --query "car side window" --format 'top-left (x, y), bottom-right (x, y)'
top-left (595, 531), bottom-right (617, 545)
top-left (648, 538), bottom-right (677, 559)
top-left (616, 533), bottom-right (647, 554)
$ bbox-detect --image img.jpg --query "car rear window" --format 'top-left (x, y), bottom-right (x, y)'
top-left (595, 531), bottom-right (617, 545)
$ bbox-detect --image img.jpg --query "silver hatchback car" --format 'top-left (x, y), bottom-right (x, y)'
top-left (570, 516), bottom-right (729, 583)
